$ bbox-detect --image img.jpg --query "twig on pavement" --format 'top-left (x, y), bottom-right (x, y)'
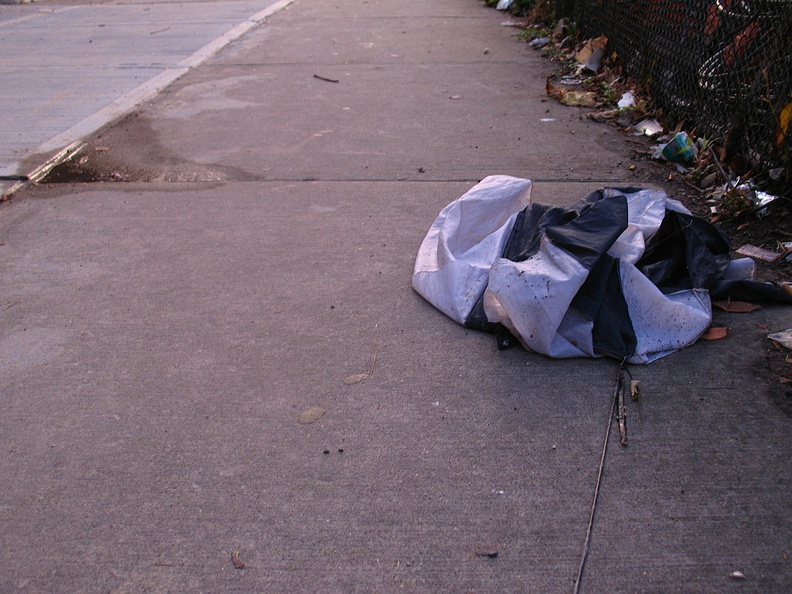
top-left (573, 360), bottom-right (625, 594)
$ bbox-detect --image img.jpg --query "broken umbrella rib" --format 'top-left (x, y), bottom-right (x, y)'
top-left (573, 359), bottom-right (624, 594)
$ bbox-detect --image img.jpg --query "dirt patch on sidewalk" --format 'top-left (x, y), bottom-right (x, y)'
top-left (37, 113), bottom-right (260, 185)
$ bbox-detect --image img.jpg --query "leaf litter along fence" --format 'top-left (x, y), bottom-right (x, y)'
top-left (549, 0), bottom-right (792, 196)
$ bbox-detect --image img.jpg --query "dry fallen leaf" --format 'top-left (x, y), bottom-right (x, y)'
top-left (562, 90), bottom-right (598, 107)
top-left (344, 373), bottom-right (369, 385)
top-left (712, 300), bottom-right (761, 313)
top-left (298, 407), bottom-right (326, 424)
top-left (232, 550), bottom-right (245, 569)
top-left (344, 346), bottom-right (386, 385)
top-left (545, 78), bottom-right (599, 107)
top-left (630, 380), bottom-right (641, 401)
top-left (702, 326), bottom-right (729, 341)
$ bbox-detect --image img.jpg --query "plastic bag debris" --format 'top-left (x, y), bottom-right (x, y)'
top-left (528, 37), bottom-right (550, 49)
top-left (617, 92), bottom-right (635, 109)
top-left (709, 180), bottom-right (779, 221)
top-left (633, 119), bottom-right (663, 137)
top-left (412, 176), bottom-right (792, 364)
top-left (753, 190), bottom-right (777, 217)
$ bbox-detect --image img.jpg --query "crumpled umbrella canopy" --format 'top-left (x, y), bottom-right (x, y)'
top-left (413, 176), bottom-right (790, 364)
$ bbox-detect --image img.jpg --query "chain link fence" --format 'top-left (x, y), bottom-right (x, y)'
top-left (549, 0), bottom-right (792, 196)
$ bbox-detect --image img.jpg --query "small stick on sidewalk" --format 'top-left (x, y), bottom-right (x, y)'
top-left (313, 74), bottom-right (339, 83)
top-left (614, 360), bottom-right (628, 446)
top-left (369, 345), bottom-right (386, 376)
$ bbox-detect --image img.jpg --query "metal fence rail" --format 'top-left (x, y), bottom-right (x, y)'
top-left (550, 0), bottom-right (792, 194)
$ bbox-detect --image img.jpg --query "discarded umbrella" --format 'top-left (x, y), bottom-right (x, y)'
top-left (412, 176), bottom-right (792, 364)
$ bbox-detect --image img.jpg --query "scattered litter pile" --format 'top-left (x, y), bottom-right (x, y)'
top-left (413, 176), bottom-right (791, 364)
top-left (505, 9), bottom-right (790, 277)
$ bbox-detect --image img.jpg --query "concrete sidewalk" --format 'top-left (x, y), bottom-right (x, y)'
top-left (1, 0), bottom-right (790, 591)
